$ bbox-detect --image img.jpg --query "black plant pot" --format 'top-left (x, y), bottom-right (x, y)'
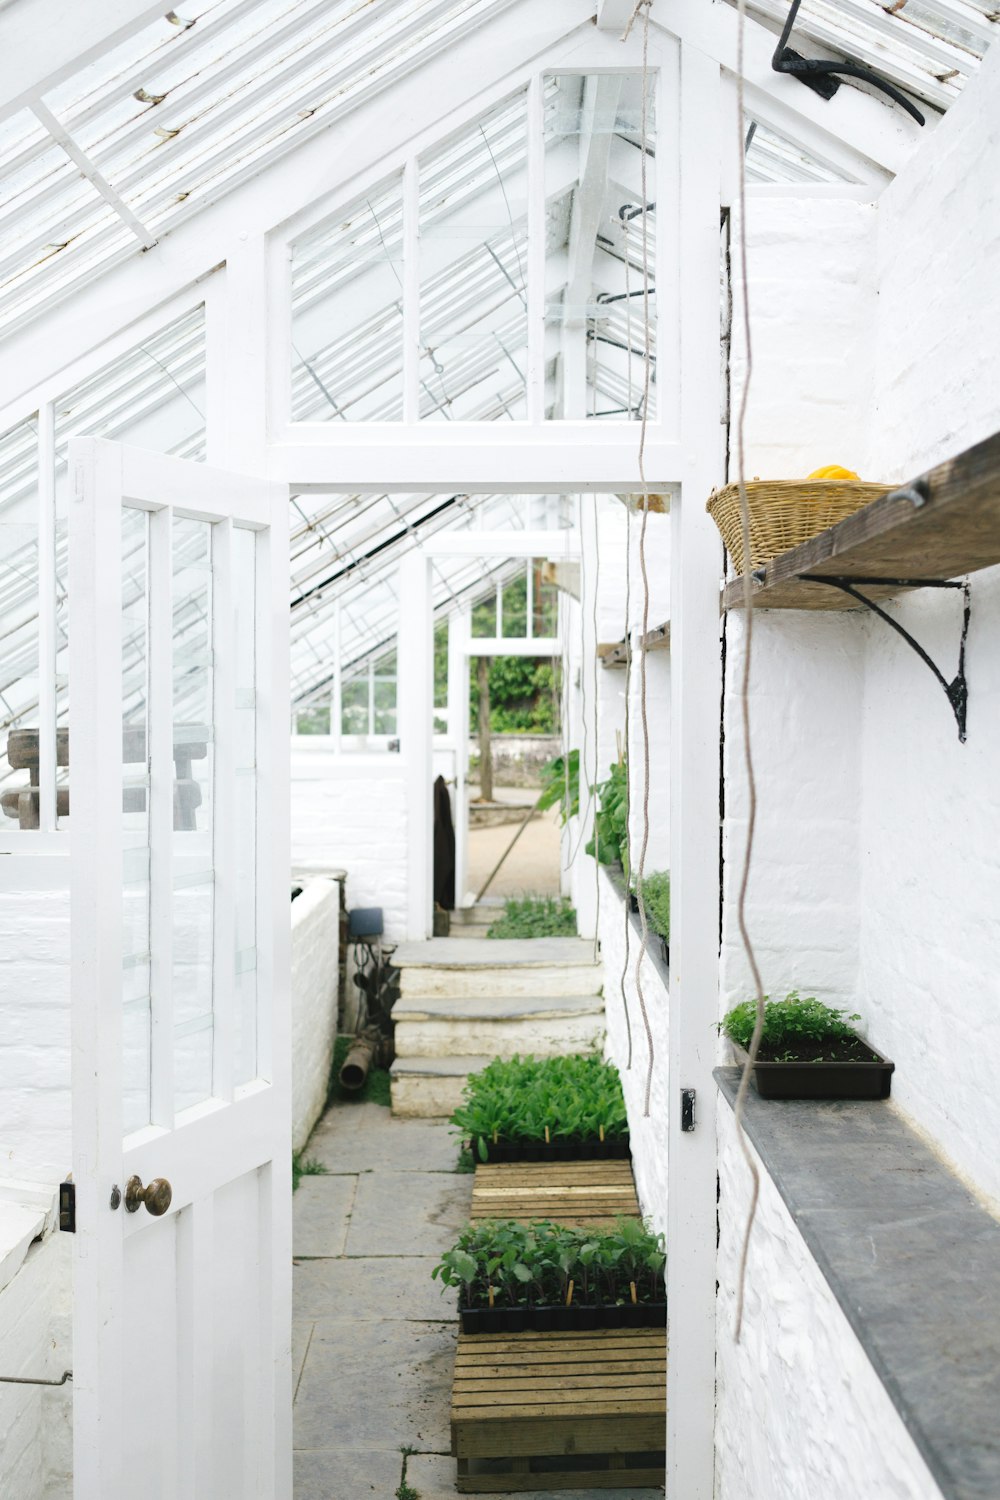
top-left (574, 1305), bottom-right (600, 1330)
top-left (505, 1307), bottom-right (527, 1333)
top-left (460, 1307), bottom-right (482, 1334)
top-left (460, 1299), bottom-right (665, 1334)
top-left (731, 1040), bottom-right (895, 1101)
top-left (620, 1302), bottom-right (643, 1328)
top-left (470, 1135), bottom-right (631, 1164)
top-left (533, 1305), bottom-right (556, 1332)
top-left (554, 1305), bottom-right (575, 1331)
top-left (638, 1301), bottom-right (667, 1328)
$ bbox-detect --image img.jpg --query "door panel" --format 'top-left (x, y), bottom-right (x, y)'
top-left (70, 438), bottom-right (290, 1499)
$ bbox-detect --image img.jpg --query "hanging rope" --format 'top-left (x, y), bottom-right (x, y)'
top-left (625, 0), bottom-right (656, 1118)
top-left (619, 224), bottom-right (636, 1072)
top-left (731, 0), bottom-right (766, 1343)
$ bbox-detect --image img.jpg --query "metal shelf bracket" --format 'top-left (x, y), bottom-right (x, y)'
top-left (799, 575), bottom-right (972, 742)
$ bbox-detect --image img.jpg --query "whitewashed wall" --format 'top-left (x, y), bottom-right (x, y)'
top-left (0, 1229), bottom-right (72, 1500)
top-left (290, 878), bottom-right (341, 1153)
top-left (598, 868), bottom-right (668, 1238)
top-left (290, 744), bottom-right (409, 938)
top-left (715, 1106), bottom-right (942, 1500)
top-left (853, 43), bottom-right (1000, 1208)
top-left (0, 859), bottom-right (71, 1186)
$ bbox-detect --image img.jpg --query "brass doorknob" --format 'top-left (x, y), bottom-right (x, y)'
top-left (124, 1175), bottom-right (172, 1216)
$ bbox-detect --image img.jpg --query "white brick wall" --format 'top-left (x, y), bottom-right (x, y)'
top-left (290, 878), bottom-right (341, 1153)
top-left (0, 860), bottom-right (72, 1187)
top-left (715, 1105), bottom-right (942, 1500)
top-left (291, 745), bottom-right (409, 938)
top-left (0, 1229), bottom-right (72, 1500)
top-left (598, 868), bottom-right (669, 1238)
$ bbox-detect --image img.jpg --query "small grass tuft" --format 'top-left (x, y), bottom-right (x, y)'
top-left (396, 1445), bottom-right (419, 1499)
top-left (455, 1146), bottom-right (476, 1174)
top-left (291, 1152), bottom-right (328, 1192)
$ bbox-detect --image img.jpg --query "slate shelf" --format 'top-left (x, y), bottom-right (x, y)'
top-left (721, 429), bottom-right (1000, 612)
top-left (715, 1066), bottom-right (1000, 1500)
top-left (598, 620), bottom-right (670, 668)
top-left (605, 865), bottom-right (669, 989)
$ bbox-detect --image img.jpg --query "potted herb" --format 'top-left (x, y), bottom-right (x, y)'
top-left (632, 869), bottom-right (670, 965)
top-left (432, 1218), bottom-right (666, 1334)
top-left (586, 758), bottom-right (629, 873)
top-left (451, 1054), bottom-right (630, 1163)
top-left (719, 991), bottom-right (894, 1100)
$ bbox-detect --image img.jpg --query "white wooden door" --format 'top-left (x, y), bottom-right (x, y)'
top-left (69, 438), bottom-right (291, 1500)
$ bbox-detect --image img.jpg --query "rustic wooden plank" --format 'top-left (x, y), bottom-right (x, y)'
top-left (456, 1463), bottom-right (665, 1492)
top-left (455, 1331), bottom-right (665, 1358)
top-left (454, 1412), bottom-right (666, 1459)
top-left (471, 1160), bottom-right (641, 1226)
top-left (722, 429), bottom-right (1000, 612)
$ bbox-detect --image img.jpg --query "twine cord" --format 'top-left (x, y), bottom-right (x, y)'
top-left (731, 0), bottom-right (765, 1343)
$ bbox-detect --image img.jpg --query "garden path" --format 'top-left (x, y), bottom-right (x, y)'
top-left (292, 1097), bottom-right (664, 1499)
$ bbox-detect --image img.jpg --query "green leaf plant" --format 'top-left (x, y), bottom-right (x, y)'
top-left (719, 990), bottom-right (863, 1062)
top-left (586, 758), bottom-right (629, 873)
top-left (450, 1054), bottom-right (628, 1161)
top-left (432, 1218), bottom-right (666, 1311)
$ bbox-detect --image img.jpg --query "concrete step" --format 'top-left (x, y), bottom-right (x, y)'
top-left (390, 1055), bottom-right (493, 1119)
top-left (392, 938), bottom-right (602, 999)
top-left (394, 993), bottom-right (605, 1060)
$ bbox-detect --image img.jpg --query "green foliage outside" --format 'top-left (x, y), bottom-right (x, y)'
top-left (536, 748), bottom-right (579, 826)
top-left (328, 1033), bottom-right (391, 1108)
top-left (486, 895), bottom-right (577, 939)
top-left (471, 654), bottom-right (561, 734)
top-left (634, 869), bottom-right (670, 942)
top-left (291, 1152), bottom-right (328, 1192)
top-left (720, 991), bottom-right (862, 1057)
top-left (432, 1217), bottom-right (666, 1309)
top-left (451, 1054), bottom-right (628, 1159)
top-left (587, 758), bottom-right (629, 873)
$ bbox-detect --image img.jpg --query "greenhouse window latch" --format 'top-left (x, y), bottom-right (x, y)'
top-left (772, 0), bottom-right (925, 126)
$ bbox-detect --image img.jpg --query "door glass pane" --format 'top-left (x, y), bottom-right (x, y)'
top-left (0, 419), bottom-right (40, 831)
top-left (122, 506), bottom-right (151, 1134)
top-left (233, 526), bottom-right (257, 1086)
top-left (172, 517), bottom-right (215, 1113)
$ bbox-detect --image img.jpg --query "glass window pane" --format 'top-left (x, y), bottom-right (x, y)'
top-left (544, 74), bottom-right (657, 422)
top-left (291, 177), bottom-right (404, 422)
top-left (232, 526), bottom-right (257, 1088)
top-left (172, 517), bottom-right (214, 1114)
top-left (122, 505), bottom-right (151, 1134)
top-left (0, 419), bottom-right (40, 830)
top-left (419, 90), bottom-right (528, 422)
top-left (501, 568), bottom-right (528, 638)
top-left (533, 559), bottom-right (559, 636)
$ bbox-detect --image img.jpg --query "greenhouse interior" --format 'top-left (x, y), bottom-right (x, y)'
top-left (0, 0), bottom-right (998, 1496)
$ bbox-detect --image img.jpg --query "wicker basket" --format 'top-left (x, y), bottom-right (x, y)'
top-left (707, 480), bottom-right (891, 571)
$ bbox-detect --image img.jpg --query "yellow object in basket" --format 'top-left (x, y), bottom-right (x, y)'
top-left (807, 464), bottom-right (860, 480)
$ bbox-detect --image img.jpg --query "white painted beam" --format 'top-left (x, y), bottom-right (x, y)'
top-left (0, 0), bottom-right (171, 121)
top-left (268, 428), bottom-right (684, 493)
top-left (596, 0), bottom-right (638, 32)
top-left (398, 552), bottom-right (434, 940)
top-left (666, 40), bottom-right (725, 1500)
top-left (426, 529), bottom-right (578, 558)
top-left (656, 0), bottom-right (927, 179)
top-left (564, 75), bottom-right (625, 324)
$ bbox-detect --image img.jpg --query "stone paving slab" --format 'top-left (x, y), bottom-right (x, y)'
top-left (294, 1254), bottom-right (456, 1322)
top-left (345, 1171), bottom-right (472, 1257)
top-left (293, 1320), bottom-right (314, 1395)
top-left (391, 936), bottom-right (600, 967)
top-left (294, 1446), bottom-right (403, 1499)
top-left (307, 1109), bottom-right (462, 1175)
top-left (295, 1317), bottom-right (455, 1453)
top-left (407, 1453), bottom-right (665, 1498)
top-left (293, 1175), bottom-right (357, 1258)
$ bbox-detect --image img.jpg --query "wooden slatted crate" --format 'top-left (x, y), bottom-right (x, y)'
top-left (451, 1327), bottom-right (666, 1492)
top-left (470, 1159), bottom-right (640, 1227)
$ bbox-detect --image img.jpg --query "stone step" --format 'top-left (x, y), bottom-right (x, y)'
top-left (390, 1056), bottom-right (493, 1119)
top-left (392, 938), bottom-right (602, 1000)
top-left (394, 994), bottom-right (604, 1060)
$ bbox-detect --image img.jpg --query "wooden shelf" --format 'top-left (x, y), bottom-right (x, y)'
top-left (598, 621), bottom-right (670, 668)
top-left (722, 431), bottom-right (1000, 611)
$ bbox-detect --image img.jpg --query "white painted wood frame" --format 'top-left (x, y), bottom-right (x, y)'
top-left (69, 437), bottom-right (291, 1499)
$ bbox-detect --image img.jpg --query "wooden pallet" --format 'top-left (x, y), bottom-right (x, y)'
top-left (451, 1327), bottom-right (666, 1492)
top-left (471, 1159), bottom-right (640, 1228)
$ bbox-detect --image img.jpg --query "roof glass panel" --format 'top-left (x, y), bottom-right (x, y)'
top-left (0, 0), bottom-right (518, 339)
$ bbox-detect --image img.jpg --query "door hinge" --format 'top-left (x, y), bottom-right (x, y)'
top-left (58, 1181), bottom-right (76, 1233)
top-left (681, 1089), bottom-right (696, 1132)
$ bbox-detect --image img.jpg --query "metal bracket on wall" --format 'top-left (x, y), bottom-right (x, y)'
top-left (0, 1371), bottom-right (72, 1387)
top-left (799, 575), bottom-right (972, 742)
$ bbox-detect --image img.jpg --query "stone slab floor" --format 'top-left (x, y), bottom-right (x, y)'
top-left (293, 1097), bottom-right (663, 1500)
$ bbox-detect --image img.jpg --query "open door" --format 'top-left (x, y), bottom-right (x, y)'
top-left (69, 438), bottom-right (291, 1499)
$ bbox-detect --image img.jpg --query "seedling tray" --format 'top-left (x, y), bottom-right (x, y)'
top-left (469, 1136), bottom-right (631, 1163)
top-left (460, 1302), bottom-right (666, 1335)
top-left (733, 1040), bottom-right (895, 1100)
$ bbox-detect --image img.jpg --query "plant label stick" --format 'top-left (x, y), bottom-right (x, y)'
top-left (599, 1124), bottom-right (605, 1142)
top-left (565, 1279), bottom-right (574, 1307)
top-left (544, 1125), bottom-right (550, 1144)
top-left (488, 1284), bottom-right (494, 1309)
top-left (630, 1280), bottom-right (637, 1305)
